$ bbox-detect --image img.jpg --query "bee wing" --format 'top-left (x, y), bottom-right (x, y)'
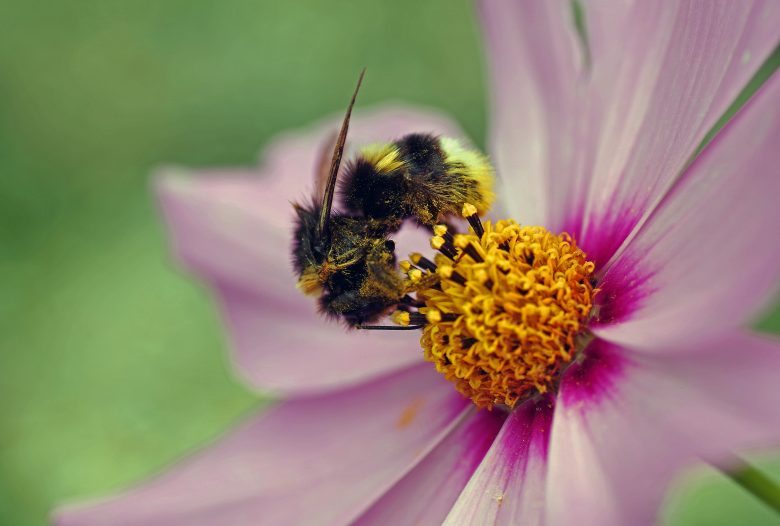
top-left (313, 131), bottom-right (338, 202)
top-left (317, 69), bottom-right (365, 239)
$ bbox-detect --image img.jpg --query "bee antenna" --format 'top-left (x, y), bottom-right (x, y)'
top-left (317, 68), bottom-right (366, 241)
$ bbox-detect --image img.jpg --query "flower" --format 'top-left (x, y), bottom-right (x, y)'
top-left (55, 1), bottom-right (780, 525)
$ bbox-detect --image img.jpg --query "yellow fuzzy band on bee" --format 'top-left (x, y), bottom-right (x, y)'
top-left (360, 143), bottom-right (405, 173)
top-left (439, 137), bottom-right (495, 215)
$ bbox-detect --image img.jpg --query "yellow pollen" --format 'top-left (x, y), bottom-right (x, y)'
top-left (426, 309), bottom-right (442, 323)
top-left (454, 235), bottom-right (471, 249)
top-left (392, 310), bottom-right (411, 326)
top-left (431, 236), bottom-right (447, 250)
top-left (417, 219), bottom-right (596, 410)
top-left (408, 268), bottom-right (423, 283)
top-left (462, 202), bottom-right (478, 218)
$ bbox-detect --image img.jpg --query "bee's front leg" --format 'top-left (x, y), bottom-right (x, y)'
top-left (361, 240), bottom-right (406, 302)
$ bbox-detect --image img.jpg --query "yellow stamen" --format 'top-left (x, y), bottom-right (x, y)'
top-left (417, 219), bottom-right (596, 410)
top-left (438, 265), bottom-right (454, 279)
top-left (462, 202), bottom-right (478, 218)
top-left (408, 268), bottom-right (423, 282)
top-left (433, 224), bottom-right (449, 237)
top-left (426, 309), bottom-right (442, 323)
top-left (392, 310), bottom-right (411, 326)
top-left (454, 234), bottom-right (471, 249)
top-left (431, 236), bottom-right (447, 250)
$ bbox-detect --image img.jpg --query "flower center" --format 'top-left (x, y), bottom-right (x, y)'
top-left (399, 205), bottom-right (596, 409)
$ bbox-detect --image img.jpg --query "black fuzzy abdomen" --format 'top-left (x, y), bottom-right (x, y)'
top-left (341, 157), bottom-right (410, 220)
top-left (341, 134), bottom-right (449, 224)
top-left (395, 133), bottom-right (446, 178)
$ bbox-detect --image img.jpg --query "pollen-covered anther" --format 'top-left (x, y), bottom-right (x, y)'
top-left (410, 252), bottom-right (437, 271)
top-left (431, 236), bottom-right (447, 250)
top-left (433, 224), bottom-right (449, 237)
top-left (417, 219), bottom-right (597, 410)
top-left (407, 268), bottom-right (423, 283)
top-left (438, 265), bottom-right (454, 279)
top-left (462, 202), bottom-right (485, 236)
top-left (426, 309), bottom-right (442, 324)
top-left (392, 310), bottom-right (411, 326)
top-left (461, 202), bottom-right (478, 218)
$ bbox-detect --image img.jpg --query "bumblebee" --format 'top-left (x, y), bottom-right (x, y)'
top-left (291, 71), bottom-right (495, 327)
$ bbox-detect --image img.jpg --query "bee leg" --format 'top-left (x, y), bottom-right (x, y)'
top-left (360, 241), bottom-right (407, 302)
top-left (356, 324), bottom-right (425, 331)
top-left (322, 290), bottom-right (390, 326)
top-left (401, 295), bottom-right (424, 307)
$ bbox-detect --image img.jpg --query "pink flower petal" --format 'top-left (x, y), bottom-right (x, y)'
top-left (548, 334), bottom-right (780, 524)
top-left (478, 0), bottom-right (585, 227)
top-left (442, 397), bottom-right (554, 526)
top-left (213, 282), bottom-right (420, 396)
top-left (624, 331), bottom-right (780, 454)
top-left (581, 0), bottom-right (780, 267)
top-left (353, 409), bottom-right (504, 526)
top-left (480, 1), bottom-right (780, 269)
top-left (592, 71), bottom-right (780, 349)
top-left (54, 364), bottom-right (469, 526)
top-left (156, 105), bottom-right (469, 395)
top-left (547, 342), bottom-right (689, 525)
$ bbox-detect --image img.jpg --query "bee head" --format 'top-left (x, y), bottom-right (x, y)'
top-left (292, 70), bottom-right (367, 302)
top-left (292, 202), bottom-right (328, 278)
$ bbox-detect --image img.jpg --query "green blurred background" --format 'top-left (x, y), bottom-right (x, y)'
top-left (1, 1), bottom-right (779, 525)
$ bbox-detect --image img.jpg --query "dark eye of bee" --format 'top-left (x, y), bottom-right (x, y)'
top-left (311, 239), bottom-right (328, 263)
